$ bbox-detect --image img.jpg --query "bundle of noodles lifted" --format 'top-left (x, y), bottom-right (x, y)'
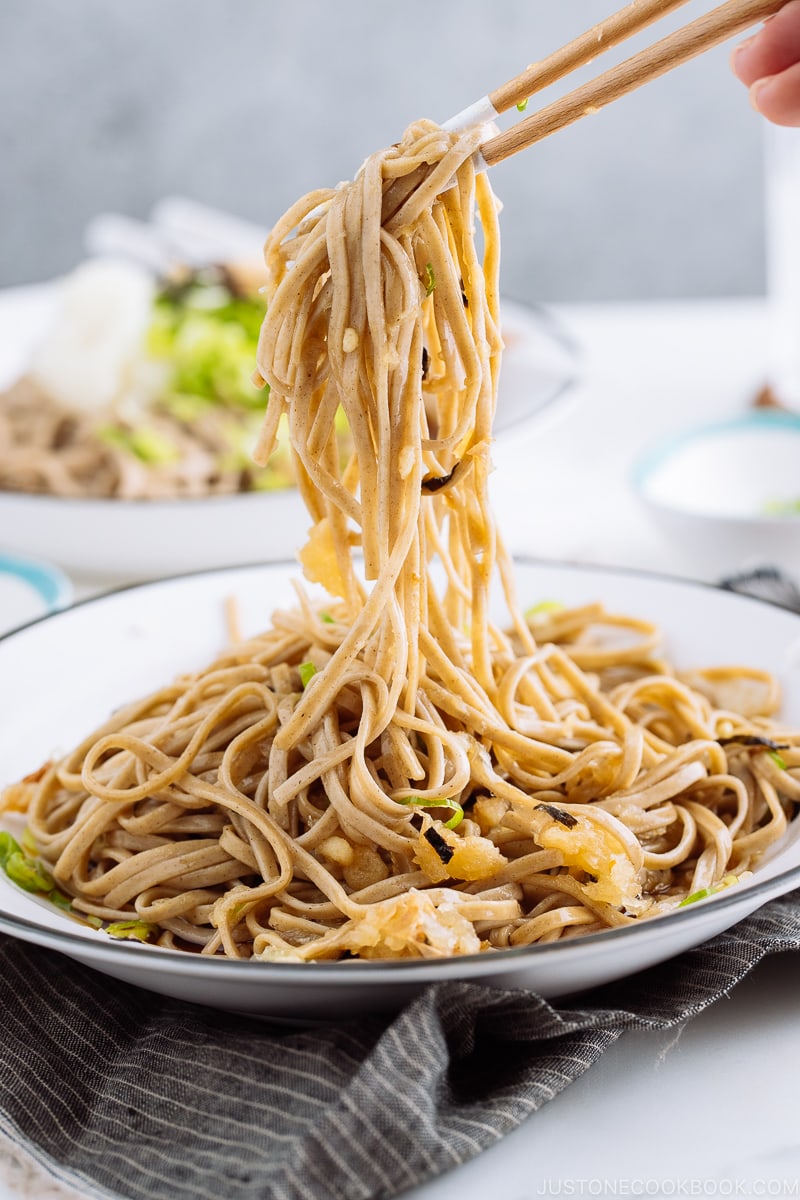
top-left (6, 120), bottom-right (800, 960)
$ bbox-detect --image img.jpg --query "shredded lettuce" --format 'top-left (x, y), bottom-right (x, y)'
top-left (147, 282), bottom-right (268, 414)
top-left (92, 272), bottom-right (301, 492)
top-left (97, 424), bottom-right (179, 465)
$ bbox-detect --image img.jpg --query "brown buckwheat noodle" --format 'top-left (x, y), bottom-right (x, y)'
top-left (5, 119), bottom-right (800, 959)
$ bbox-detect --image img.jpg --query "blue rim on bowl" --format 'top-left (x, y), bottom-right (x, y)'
top-left (0, 550), bottom-right (72, 625)
top-left (631, 410), bottom-right (800, 510)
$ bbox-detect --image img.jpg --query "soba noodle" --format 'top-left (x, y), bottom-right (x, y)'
top-left (0, 377), bottom-right (277, 500)
top-left (4, 119), bottom-right (799, 960)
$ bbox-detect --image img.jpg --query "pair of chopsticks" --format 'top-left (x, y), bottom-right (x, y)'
top-left (444, 0), bottom-right (788, 165)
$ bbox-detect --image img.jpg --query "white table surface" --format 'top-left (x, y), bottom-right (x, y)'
top-left (1, 298), bottom-right (799, 1199)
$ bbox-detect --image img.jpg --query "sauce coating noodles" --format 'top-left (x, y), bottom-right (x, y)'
top-left (5, 121), bottom-right (800, 959)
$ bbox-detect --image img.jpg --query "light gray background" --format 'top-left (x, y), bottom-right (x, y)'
top-left (0, 0), bottom-right (769, 302)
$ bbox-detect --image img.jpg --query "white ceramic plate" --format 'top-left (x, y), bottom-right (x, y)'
top-left (1, 559), bottom-right (799, 1020)
top-left (0, 286), bottom-right (577, 579)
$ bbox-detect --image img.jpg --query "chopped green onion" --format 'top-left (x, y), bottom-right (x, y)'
top-left (5, 852), bottom-right (54, 894)
top-left (516, 98), bottom-right (529, 111)
top-left (398, 796), bottom-right (464, 830)
top-left (768, 749), bottom-right (788, 770)
top-left (424, 263), bottom-right (436, 296)
top-left (106, 920), bottom-right (154, 943)
top-left (525, 599), bottom-right (564, 619)
top-left (679, 873), bottom-right (739, 907)
top-left (21, 827), bottom-right (38, 857)
top-left (298, 661), bottom-right (318, 688)
top-left (319, 611), bottom-right (335, 624)
top-left (86, 915), bottom-right (104, 929)
top-left (762, 496), bottom-right (800, 517)
top-left (0, 832), bottom-right (22, 869)
top-left (0, 831), bottom-right (80, 914)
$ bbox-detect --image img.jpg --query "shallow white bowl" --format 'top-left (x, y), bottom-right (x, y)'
top-left (633, 412), bottom-right (800, 578)
top-left (1, 559), bottom-right (799, 1020)
top-left (0, 288), bottom-right (577, 579)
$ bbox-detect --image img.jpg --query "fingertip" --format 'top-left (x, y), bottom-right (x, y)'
top-left (730, 35), bottom-right (757, 82)
top-left (749, 76), bottom-right (774, 114)
top-left (749, 65), bottom-right (800, 126)
top-left (730, 4), bottom-right (800, 87)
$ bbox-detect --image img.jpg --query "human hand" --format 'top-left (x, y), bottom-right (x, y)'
top-left (731, 0), bottom-right (800, 125)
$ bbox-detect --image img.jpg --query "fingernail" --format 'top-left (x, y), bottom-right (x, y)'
top-left (749, 75), bottom-right (775, 113)
top-left (730, 35), bottom-right (757, 78)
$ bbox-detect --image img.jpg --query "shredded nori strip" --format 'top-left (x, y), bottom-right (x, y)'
top-left (424, 826), bottom-right (455, 864)
top-left (421, 464), bottom-right (459, 493)
top-left (538, 803), bottom-right (578, 829)
top-left (422, 346), bottom-right (430, 381)
top-left (718, 735), bottom-right (790, 751)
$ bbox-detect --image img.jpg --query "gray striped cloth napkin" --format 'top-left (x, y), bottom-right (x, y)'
top-left (0, 890), bottom-right (799, 1200)
top-left (4, 567), bottom-right (800, 1200)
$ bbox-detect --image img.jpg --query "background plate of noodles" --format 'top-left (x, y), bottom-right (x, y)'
top-left (0, 276), bottom-right (577, 578)
top-left (1, 558), bottom-right (799, 1021)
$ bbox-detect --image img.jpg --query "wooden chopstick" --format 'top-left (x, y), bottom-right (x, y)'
top-left (481, 0), bottom-right (788, 167)
top-left (488, 0), bottom-right (695, 114)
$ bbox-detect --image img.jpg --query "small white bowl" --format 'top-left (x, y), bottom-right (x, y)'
top-left (633, 412), bottom-right (800, 578)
